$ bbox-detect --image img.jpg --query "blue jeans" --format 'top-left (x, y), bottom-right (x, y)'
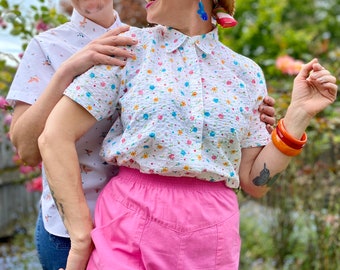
top-left (35, 209), bottom-right (71, 270)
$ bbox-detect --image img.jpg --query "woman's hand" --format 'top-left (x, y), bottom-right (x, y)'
top-left (61, 235), bottom-right (94, 270)
top-left (290, 59), bottom-right (338, 119)
top-left (259, 95), bottom-right (276, 134)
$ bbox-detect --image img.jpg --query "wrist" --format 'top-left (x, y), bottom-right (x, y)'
top-left (63, 206), bottom-right (93, 243)
top-left (271, 119), bottom-right (307, 156)
top-left (283, 105), bottom-right (312, 138)
top-left (55, 62), bottom-right (78, 86)
top-left (66, 218), bottom-right (93, 245)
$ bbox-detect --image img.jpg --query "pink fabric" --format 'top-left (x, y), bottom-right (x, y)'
top-left (87, 167), bottom-right (241, 270)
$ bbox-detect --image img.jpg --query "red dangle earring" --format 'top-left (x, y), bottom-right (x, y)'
top-left (213, 0), bottom-right (238, 28)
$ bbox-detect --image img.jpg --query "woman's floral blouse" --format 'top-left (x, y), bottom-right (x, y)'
top-left (65, 25), bottom-right (270, 188)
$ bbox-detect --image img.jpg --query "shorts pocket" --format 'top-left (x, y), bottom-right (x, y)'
top-left (90, 207), bottom-right (146, 269)
top-left (216, 211), bottom-right (241, 269)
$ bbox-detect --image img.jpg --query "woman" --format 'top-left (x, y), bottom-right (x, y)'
top-left (38, 0), bottom-right (337, 269)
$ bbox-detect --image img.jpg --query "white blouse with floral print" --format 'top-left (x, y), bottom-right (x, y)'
top-left (65, 25), bottom-right (270, 189)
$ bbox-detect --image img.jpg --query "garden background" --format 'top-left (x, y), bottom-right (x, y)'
top-left (0, 0), bottom-right (339, 269)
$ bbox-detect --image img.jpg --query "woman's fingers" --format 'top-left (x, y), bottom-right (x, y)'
top-left (295, 58), bottom-right (318, 81)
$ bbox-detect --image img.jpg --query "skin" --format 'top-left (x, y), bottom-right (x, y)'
top-left (38, 1), bottom-right (337, 269)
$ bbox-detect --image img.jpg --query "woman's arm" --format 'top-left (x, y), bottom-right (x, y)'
top-left (10, 25), bottom-right (136, 166)
top-left (38, 95), bottom-right (97, 270)
top-left (239, 59), bottom-right (338, 198)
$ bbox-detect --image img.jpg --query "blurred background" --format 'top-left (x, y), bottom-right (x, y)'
top-left (0, 0), bottom-right (339, 269)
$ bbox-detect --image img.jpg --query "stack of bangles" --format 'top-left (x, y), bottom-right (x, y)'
top-left (271, 119), bottom-right (307, 156)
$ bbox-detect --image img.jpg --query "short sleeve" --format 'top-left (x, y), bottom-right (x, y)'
top-left (64, 64), bottom-right (122, 121)
top-left (6, 38), bottom-right (56, 106)
top-left (240, 62), bottom-right (271, 148)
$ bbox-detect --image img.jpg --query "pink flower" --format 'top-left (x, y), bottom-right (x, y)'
top-left (12, 153), bottom-right (22, 164)
top-left (0, 17), bottom-right (7, 29)
top-left (35, 20), bottom-right (49, 32)
top-left (19, 165), bottom-right (36, 174)
top-left (0, 96), bottom-right (9, 110)
top-left (276, 55), bottom-right (304, 75)
top-left (4, 113), bottom-right (12, 126)
top-left (25, 176), bottom-right (43, 192)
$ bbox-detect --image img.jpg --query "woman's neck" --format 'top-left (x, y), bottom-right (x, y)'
top-left (169, 14), bottom-right (214, 37)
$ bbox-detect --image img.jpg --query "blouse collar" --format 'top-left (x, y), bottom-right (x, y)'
top-left (159, 26), bottom-right (220, 55)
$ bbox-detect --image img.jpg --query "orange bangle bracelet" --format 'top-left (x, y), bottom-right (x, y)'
top-left (271, 128), bottom-right (303, 156)
top-left (277, 119), bottom-right (307, 149)
top-left (276, 124), bottom-right (306, 149)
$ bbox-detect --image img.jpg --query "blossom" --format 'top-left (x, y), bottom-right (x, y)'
top-left (276, 55), bottom-right (304, 75)
top-left (3, 113), bottom-right (12, 126)
top-left (19, 164), bottom-right (36, 174)
top-left (25, 176), bottom-right (43, 192)
top-left (0, 96), bottom-right (9, 110)
top-left (0, 17), bottom-right (7, 29)
top-left (12, 153), bottom-right (22, 165)
top-left (35, 20), bottom-right (49, 32)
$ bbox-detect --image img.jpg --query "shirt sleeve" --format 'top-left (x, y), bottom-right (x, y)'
top-left (6, 38), bottom-right (56, 106)
top-left (64, 64), bottom-right (122, 121)
top-left (240, 61), bottom-right (271, 148)
top-left (64, 26), bottom-right (146, 122)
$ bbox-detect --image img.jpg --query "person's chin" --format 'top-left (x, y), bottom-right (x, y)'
top-left (146, 16), bottom-right (158, 25)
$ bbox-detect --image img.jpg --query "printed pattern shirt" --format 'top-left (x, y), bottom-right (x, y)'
top-left (65, 25), bottom-right (271, 189)
top-left (7, 10), bottom-right (123, 237)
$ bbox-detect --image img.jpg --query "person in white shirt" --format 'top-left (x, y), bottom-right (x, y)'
top-left (7, 1), bottom-right (138, 269)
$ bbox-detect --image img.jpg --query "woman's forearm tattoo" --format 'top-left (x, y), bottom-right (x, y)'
top-left (252, 163), bottom-right (280, 187)
top-left (51, 189), bottom-right (65, 222)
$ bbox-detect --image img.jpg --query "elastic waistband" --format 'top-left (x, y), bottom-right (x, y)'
top-left (115, 166), bottom-right (230, 192)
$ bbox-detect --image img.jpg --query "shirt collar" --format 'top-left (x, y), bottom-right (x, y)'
top-left (161, 26), bottom-right (219, 55)
top-left (70, 9), bottom-right (123, 40)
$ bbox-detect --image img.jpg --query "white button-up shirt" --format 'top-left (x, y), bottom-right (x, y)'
top-left (7, 9), bottom-right (123, 237)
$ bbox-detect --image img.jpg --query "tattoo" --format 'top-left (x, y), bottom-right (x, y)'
top-left (51, 189), bottom-right (65, 222)
top-left (266, 174), bottom-right (280, 187)
top-left (252, 163), bottom-right (280, 187)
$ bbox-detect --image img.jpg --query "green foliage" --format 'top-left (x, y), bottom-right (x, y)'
top-left (220, 0), bottom-right (339, 76)
top-left (0, 0), bottom-right (68, 96)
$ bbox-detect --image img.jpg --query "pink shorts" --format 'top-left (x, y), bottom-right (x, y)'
top-left (87, 167), bottom-right (241, 270)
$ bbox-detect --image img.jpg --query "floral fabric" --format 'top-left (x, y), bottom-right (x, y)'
top-left (65, 25), bottom-right (270, 189)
